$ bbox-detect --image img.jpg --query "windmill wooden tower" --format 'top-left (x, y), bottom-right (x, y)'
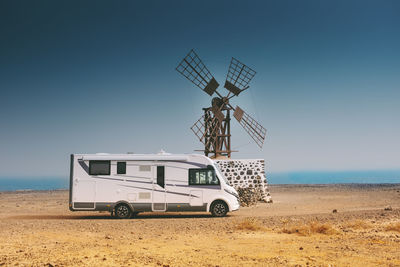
top-left (176, 49), bottom-right (267, 159)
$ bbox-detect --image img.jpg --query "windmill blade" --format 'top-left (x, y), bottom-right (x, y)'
top-left (233, 106), bottom-right (266, 148)
top-left (191, 114), bottom-right (221, 147)
top-left (190, 115), bottom-right (207, 145)
top-left (224, 57), bottom-right (256, 96)
top-left (176, 49), bottom-right (219, 96)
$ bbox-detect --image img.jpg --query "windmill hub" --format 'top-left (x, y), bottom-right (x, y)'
top-left (211, 97), bottom-right (227, 109)
top-left (176, 49), bottom-right (267, 158)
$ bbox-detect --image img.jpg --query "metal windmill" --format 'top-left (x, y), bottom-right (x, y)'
top-left (176, 49), bottom-right (266, 159)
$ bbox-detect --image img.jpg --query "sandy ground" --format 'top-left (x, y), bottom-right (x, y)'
top-left (0, 184), bottom-right (399, 266)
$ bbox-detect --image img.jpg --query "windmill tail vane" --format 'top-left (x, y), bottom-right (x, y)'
top-left (176, 49), bottom-right (267, 158)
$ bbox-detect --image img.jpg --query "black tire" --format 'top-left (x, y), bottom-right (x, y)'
top-left (114, 203), bottom-right (132, 219)
top-left (210, 200), bottom-right (229, 217)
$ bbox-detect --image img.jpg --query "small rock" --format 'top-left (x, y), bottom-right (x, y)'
top-left (332, 209), bottom-right (337, 213)
top-left (384, 206), bottom-right (392, 211)
top-left (299, 247), bottom-right (303, 250)
top-left (45, 264), bottom-right (54, 267)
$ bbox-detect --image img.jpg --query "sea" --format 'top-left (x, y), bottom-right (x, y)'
top-left (0, 170), bottom-right (399, 191)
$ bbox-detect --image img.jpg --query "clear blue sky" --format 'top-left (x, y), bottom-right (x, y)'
top-left (0, 0), bottom-right (399, 177)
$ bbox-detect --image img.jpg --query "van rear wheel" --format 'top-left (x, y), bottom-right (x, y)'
top-left (211, 201), bottom-right (228, 217)
top-left (114, 203), bottom-right (132, 219)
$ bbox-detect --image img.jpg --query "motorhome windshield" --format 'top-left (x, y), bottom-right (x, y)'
top-left (213, 163), bottom-right (228, 184)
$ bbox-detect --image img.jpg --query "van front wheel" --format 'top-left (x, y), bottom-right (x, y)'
top-left (115, 204), bottom-right (132, 219)
top-left (210, 201), bottom-right (228, 217)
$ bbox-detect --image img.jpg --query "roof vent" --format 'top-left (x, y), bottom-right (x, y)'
top-left (157, 149), bottom-right (171, 155)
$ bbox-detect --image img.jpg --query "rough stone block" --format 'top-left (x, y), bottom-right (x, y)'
top-left (214, 158), bottom-right (272, 204)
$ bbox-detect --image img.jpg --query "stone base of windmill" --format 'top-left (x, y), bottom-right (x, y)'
top-left (214, 159), bottom-right (272, 206)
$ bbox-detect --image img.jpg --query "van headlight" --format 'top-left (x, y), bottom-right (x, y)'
top-left (225, 189), bottom-right (239, 200)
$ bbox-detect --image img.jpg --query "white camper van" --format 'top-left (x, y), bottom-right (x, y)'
top-left (69, 152), bottom-right (240, 218)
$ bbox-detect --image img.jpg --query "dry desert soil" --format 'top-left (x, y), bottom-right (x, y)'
top-left (0, 184), bottom-right (400, 266)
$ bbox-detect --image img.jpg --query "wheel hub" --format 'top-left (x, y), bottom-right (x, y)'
top-left (117, 206), bottom-right (129, 217)
top-left (214, 203), bottom-right (226, 216)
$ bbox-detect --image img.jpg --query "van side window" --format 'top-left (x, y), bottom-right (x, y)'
top-left (157, 166), bottom-right (165, 188)
top-left (139, 165), bottom-right (151, 172)
top-left (117, 162), bottom-right (126, 174)
top-left (189, 169), bottom-right (219, 185)
top-left (89, 160), bottom-right (110, 175)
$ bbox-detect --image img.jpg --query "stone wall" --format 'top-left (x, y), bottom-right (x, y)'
top-left (214, 159), bottom-right (272, 203)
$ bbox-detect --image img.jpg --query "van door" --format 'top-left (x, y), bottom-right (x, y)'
top-left (152, 165), bottom-right (166, 211)
top-left (189, 190), bottom-right (203, 206)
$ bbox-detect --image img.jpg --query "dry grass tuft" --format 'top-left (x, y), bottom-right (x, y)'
top-left (343, 220), bottom-right (372, 230)
top-left (310, 221), bottom-right (338, 234)
top-left (385, 222), bottom-right (400, 232)
top-left (281, 221), bottom-right (338, 236)
top-left (281, 224), bottom-right (315, 236)
top-left (235, 218), bottom-right (265, 231)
